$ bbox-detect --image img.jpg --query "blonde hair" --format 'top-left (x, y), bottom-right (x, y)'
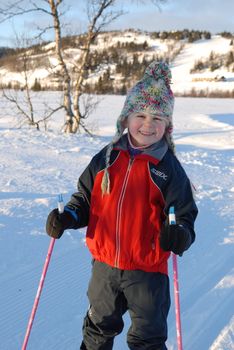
top-left (101, 143), bottom-right (113, 194)
top-left (101, 117), bottom-right (126, 194)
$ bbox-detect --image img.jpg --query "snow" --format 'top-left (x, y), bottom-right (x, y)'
top-left (170, 36), bottom-right (234, 94)
top-left (0, 31), bottom-right (234, 349)
top-left (0, 92), bottom-right (233, 350)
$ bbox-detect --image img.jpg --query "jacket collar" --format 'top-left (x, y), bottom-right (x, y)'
top-left (114, 133), bottom-right (168, 161)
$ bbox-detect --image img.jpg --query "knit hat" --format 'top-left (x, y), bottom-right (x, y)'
top-left (114, 61), bottom-right (174, 143)
top-left (101, 61), bottom-right (175, 194)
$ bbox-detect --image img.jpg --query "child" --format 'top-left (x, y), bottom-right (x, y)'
top-left (46, 61), bottom-right (198, 350)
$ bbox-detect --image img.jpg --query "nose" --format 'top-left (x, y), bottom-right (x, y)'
top-left (144, 117), bottom-right (153, 127)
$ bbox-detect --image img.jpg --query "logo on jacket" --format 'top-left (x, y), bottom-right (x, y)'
top-left (151, 168), bottom-right (168, 181)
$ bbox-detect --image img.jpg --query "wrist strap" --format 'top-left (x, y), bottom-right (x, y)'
top-left (64, 206), bottom-right (78, 222)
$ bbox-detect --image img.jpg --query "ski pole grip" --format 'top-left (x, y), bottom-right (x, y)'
top-left (169, 206), bottom-right (176, 225)
top-left (58, 194), bottom-right (64, 214)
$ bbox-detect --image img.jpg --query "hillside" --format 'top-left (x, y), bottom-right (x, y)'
top-left (0, 29), bottom-right (233, 97)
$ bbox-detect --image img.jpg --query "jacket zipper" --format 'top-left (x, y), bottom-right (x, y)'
top-left (114, 158), bottom-right (134, 268)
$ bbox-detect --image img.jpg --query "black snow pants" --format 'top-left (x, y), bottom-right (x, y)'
top-left (80, 260), bottom-right (170, 350)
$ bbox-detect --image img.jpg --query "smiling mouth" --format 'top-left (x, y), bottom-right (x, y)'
top-left (139, 131), bottom-right (155, 136)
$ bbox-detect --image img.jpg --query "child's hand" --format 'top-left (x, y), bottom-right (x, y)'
top-left (46, 208), bottom-right (76, 239)
top-left (159, 223), bottom-right (192, 255)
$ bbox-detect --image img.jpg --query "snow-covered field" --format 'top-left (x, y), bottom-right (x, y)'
top-left (0, 93), bottom-right (234, 350)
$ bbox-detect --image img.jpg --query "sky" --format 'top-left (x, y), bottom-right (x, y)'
top-left (0, 0), bottom-right (233, 47)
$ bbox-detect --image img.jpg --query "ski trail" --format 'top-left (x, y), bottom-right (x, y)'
top-left (166, 144), bottom-right (234, 350)
top-left (0, 243), bottom-right (91, 350)
top-left (210, 314), bottom-right (234, 350)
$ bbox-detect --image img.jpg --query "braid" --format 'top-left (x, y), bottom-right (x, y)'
top-left (101, 142), bottom-right (113, 195)
top-left (101, 116), bottom-right (126, 195)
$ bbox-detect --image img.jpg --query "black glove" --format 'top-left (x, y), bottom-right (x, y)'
top-left (46, 208), bottom-right (76, 239)
top-left (160, 223), bottom-right (192, 255)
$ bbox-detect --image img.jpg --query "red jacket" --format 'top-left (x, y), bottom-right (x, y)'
top-left (67, 135), bottom-right (198, 275)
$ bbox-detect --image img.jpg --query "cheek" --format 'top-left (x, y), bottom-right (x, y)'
top-left (128, 119), bottom-right (141, 132)
top-left (155, 123), bottom-right (166, 134)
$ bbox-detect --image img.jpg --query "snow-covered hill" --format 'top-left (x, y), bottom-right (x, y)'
top-left (0, 30), bottom-right (233, 96)
top-left (0, 93), bottom-right (233, 349)
top-left (172, 35), bottom-right (234, 95)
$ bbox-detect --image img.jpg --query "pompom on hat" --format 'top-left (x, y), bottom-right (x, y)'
top-left (101, 61), bottom-right (175, 194)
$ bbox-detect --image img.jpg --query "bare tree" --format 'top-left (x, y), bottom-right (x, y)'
top-left (68, 0), bottom-right (125, 133)
top-left (0, 0), bottom-right (122, 133)
top-left (2, 87), bottom-right (63, 130)
top-left (0, 35), bottom-right (63, 130)
top-left (48, 0), bottom-right (74, 132)
top-left (0, 0), bottom-right (167, 133)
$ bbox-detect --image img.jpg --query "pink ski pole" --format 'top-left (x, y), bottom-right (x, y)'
top-left (172, 253), bottom-right (183, 350)
top-left (21, 237), bottom-right (55, 350)
top-left (22, 194), bottom-right (64, 350)
top-left (169, 207), bottom-right (183, 350)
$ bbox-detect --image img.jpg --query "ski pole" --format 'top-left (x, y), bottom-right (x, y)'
top-left (22, 194), bottom-right (64, 350)
top-left (169, 207), bottom-right (183, 350)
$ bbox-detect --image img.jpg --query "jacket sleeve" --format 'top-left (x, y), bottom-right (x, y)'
top-left (163, 155), bottom-right (198, 245)
top-left (65, 164), bottom-right (94, 228)
top-left (65, 146), bottom-right (107, 229)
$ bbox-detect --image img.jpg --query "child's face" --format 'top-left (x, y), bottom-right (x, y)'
top-left (127, 113), bottom-right (167, 147)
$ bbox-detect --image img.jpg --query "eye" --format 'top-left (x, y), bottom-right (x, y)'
top-left (136, 115), bottom-right (145, 119)
top-left (153, 117), bottom-right (164, 122)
